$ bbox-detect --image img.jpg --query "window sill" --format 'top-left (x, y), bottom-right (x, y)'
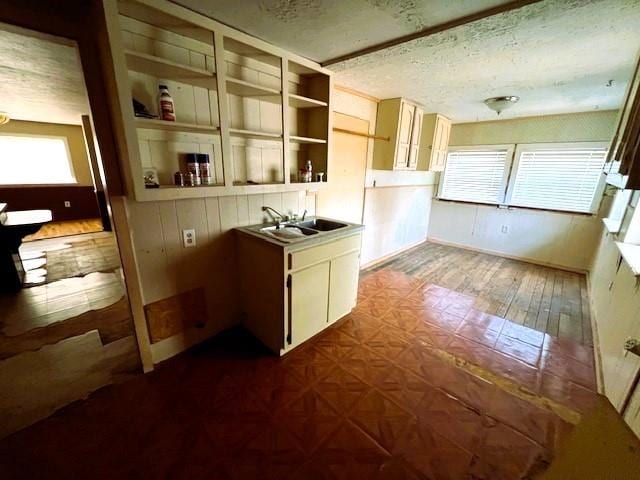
top-left (602, 218), bottom-right (623, 234)
top-left (615, 242), bottom-right (640, 276)
top-left (435, 198), bottom-right (596, 217)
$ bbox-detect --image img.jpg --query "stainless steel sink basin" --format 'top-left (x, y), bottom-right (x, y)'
top-left (295, 219), bottom-right (348, 231)
top-left (259, 225), bottom-right (319, 242)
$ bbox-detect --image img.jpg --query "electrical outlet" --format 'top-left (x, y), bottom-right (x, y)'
top-left (64, 201), bottom-right (71, 208)
top-left (182, 229), bottom-right (196, 248)
top-left (501, 225), bottom-right (509, 234)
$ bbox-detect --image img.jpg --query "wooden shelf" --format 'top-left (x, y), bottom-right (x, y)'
top-left (135, 118), bottom-right (220, 134)
top-left (288, 94), bottom-right (327, 109)
top-left (229, 128), bottom-right (282, 140)
top-left (226, 77), bottom-right (281, 102)
top-left (125, 50), bottom-right (216, 88)
top-left (289, 135), bottom-right (326, 144)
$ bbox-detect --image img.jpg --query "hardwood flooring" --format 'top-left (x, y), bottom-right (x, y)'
top-left (364, 242), bottom-right (592, 346)
top-left (23, 218), bottom-right (103, 241)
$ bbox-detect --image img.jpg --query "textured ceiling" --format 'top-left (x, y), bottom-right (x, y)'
top-left (0, 25), bottom-right (90, 125)
top-left (176, 0), bottom-right (640, 122)
top-left (174, 0), bottom-right (513, 63)
top-left (331, 0), bottom-right (640, 122)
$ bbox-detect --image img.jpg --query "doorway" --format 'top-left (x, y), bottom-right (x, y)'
top-left (0, 23), bottom-right (140, 439)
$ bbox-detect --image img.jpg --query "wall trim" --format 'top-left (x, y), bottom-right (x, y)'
top-left (426, 237), bottom-right (588, 275)
top-left (585, 272), bottom-right (605, 394)
top-left (360, 238), bottom-right (428, 270)
top-left (334, 84), bottom-right (379, 103)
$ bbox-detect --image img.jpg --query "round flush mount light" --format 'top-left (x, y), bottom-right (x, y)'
top-left (484, 96), bottom-right (519, 115)
top-left (0, 112), bottom-right (10, 125)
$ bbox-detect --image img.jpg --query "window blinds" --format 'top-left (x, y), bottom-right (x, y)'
top-left (440, 149), bottom-right (509, 204)
top-left (508, 147), bottom-right (607, 213)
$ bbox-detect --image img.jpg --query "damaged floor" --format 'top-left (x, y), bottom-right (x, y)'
top-left (0, 231), bottom-right (139, 438)
top-left (0, 261), bottom-right (598, 479)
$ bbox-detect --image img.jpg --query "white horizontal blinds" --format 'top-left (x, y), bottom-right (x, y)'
top-left (441, 149), bottom-right (509, 204)
top-left (509, 147), bottom-right (607, 213)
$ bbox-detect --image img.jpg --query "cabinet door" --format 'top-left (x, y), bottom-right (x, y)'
top-left (289, 262), bottom-right (329, 347)
top-left (328, 251), bottom-right (360, 324)
top-left (395, 102), bottom-right (415, 169)
top-left (408, 108), bottom-right (423, 170)
top-left (430, 116), bottom-right (451, 171)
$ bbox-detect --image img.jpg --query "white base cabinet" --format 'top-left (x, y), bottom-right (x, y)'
top-left (237, 230), bottom-right (362, 354)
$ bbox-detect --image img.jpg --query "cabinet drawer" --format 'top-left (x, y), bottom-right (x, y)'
top-left (289, 233), bottom-right (361, 271)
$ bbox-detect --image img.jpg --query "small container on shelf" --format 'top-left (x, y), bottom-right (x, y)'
top-left (183, 172), bottom-right (196, 187)
top-left (158, 85), bottom-right (176, 122)
top-left (197, 153), bottom-right (213, 185)
top-left (174, 172), bottom-right (185, 186)
top-left (185, 153), bottom-right (201, 186)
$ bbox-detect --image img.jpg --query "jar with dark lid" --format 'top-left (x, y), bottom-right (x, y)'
top-left (174, 171), bottom-right (185, 186)
top-left (185, 153), bottom-right (201, 185)
top-left (183, 172), bottom-right (196, 187)
top-left (197, 153), bottom-right (213, 185)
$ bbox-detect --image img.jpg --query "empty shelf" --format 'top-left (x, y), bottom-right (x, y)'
top-left (226, 77), bottom-right (281, 103)
top-left (229, 128), bottom-right (283, 140)
top-left (288, 94), bottom-right (328, 109)
top-left (135, 118), bottom-right (219, 134)
top-left (125, 50), bottom-right (216, 88)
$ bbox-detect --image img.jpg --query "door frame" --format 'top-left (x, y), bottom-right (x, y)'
top-left (0, 0), bottom-right (153, 371)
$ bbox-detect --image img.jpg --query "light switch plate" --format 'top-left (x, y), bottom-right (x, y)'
top-left (182, 229), bottom-right (196, 248)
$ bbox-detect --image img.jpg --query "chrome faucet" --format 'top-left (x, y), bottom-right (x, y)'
top-left (262, 206), bottom-right (289, 226)
top-left (301, 209), bottom-right (308, 221)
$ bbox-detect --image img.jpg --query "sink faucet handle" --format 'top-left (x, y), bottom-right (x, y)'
top-left (301, 209), bottom-right (308, 221)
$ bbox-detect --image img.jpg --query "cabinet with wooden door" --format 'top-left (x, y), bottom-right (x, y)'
top-left (372, 98), bottom-right (424, 171)
top-left (418, 113), bottom-right (452, 172)
top-left (604, 53), bottom-right (640, 189)
top-left (236, 229), bottom-right (363, 355)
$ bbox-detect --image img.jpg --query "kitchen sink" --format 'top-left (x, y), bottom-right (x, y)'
top-left (259, 225), bottom-right (319, 242)
top-left (295, 219), bottom-right (348, 231)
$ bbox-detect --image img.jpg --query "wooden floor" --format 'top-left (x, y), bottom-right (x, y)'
top-left (365, 242), bottom-right (592, 346)
top-left (23, 218), bottom-right (103, 241)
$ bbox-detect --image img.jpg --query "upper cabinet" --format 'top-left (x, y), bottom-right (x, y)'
top-left (604, 54), bottom-right (640, 189)
top-left (418, 113), bottom-right (451, 172)
top-left (103, 0), bottom-right (332, 201)
top-left (372, 98), bottom-right (423, 171)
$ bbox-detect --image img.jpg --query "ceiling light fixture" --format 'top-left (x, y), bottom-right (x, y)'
top-left (0, 112), bottom-right (10, 125)
top-left (484, 96), bottom-right (519, 115)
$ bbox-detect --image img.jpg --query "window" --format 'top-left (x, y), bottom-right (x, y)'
top-left (440, 142), bottom-right (607, 214)
top-left (0, 134), bottom-right (76, 185)
top-left (506, 144), bottom-right (607, 213)
top-left (439, 146), bottom-right (513, 204)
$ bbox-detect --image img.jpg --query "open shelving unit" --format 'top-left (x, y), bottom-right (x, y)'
top-left (105, 0), bottom-right (332, 201)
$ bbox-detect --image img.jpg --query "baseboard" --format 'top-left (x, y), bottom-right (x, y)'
top-left (426, 237), bottom-right (588, 275)
top-left (585, 272), bottom-right (605, 394)
top-left (360, 238), bottom-right (428, 270)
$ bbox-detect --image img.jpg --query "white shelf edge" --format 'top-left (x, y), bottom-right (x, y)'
top-left (225, 77), bottom-right (281, 97)
top-left (615, 241), bottom-right (640, 276)
top-left (228, 128), bottom-right (283, 140)
top-left (125, 49), bottom-right (215, 78)
top-left (135, 118), bottom-right (220, 133)
top-left (288, 93), bottom-right (328, 108)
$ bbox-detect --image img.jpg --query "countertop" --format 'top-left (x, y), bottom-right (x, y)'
top-left (235, 216), bottom-right (364, 252)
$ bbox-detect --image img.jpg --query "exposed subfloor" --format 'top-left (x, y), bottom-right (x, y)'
top-left (0, 264), bottom-right (599, 479)
top-left (366, 242), bottom-right (592, 345)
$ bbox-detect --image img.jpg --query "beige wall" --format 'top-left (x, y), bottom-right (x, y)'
top-left (0, 120), bottom-right (93, 185)
top-left (328, 87), bottom-right (436, 267)
top-left (125, 190), bottom-right (315, 363)
top-left (449, 110), bottom-right (618, 146)
top-left (429, 110), bottom-right (619, 272)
